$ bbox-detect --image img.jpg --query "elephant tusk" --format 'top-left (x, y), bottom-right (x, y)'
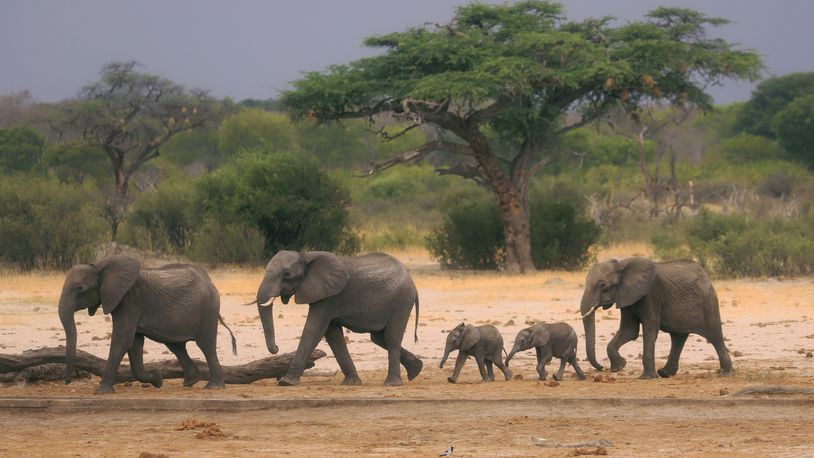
top-left (242, 299), bottom-right (258, 306)
top-left (581, 305), bottom-right (600, 319)
top-left (259, 297), bottom-right (276, 307)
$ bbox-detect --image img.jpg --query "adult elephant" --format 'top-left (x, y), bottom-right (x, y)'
top-left (580, 257), bottom-right (732, 379)
top-left (252, 250), bottom-right (422, 386)
top-left (58, 255), bottom-right (236, 394)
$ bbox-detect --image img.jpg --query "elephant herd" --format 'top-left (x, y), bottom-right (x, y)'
top-left (57, 251), bottom-right (733, 394)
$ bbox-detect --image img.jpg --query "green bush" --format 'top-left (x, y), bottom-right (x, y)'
top-left (652, 210), bottom-right (814, 277)
top-left (123, 181), bottom-right (196, 254)
top-left (0, 177), bottom-right (105, 270)
top-left (426, 198), bottom-right (504, 269)
top-left (195, 150), bottom-right (356, 259)
top-left (530, 200), bottom-right (601, 270)
top-left (426, 197), bottom-right (601, 270)
top-left (188, 219), bottom-right (265, 265)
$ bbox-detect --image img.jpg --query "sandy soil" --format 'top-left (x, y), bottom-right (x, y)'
top-left (1, 248), bottom-right (814, 456)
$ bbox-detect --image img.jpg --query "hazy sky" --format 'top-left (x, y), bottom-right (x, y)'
top-left (2, 1), bottom-right (812, 104)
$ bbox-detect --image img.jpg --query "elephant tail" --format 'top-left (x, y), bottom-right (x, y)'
top-left (414, 295), bottom-right (420, 343)
top-left (219, 314), bottom-right (238, 356)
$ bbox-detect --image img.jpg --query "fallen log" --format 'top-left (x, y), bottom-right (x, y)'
top-left (0, 346), bottom-right (327, 385)
top-left (733, 385), bottom-right (814, 397)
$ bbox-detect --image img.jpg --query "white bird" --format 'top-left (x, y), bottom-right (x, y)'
top-left (439, 445), bottom-right (454, 456)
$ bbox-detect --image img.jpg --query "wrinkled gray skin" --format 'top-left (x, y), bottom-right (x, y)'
top-left (255, 251), bottom-right (422, 387)
top-left (580, 257), bottom-right (732, 379)
top-left (440, 323), bottom-right (512, 384)
top-left (505, 322), bottom-right (586, 381)
top-left (58, 255), bottom-right (236, 394)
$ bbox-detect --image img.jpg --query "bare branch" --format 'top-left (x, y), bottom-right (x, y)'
top-left (359, 140), bottom-right (474, 176)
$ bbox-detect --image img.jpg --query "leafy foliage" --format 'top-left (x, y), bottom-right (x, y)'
top-left (735, 72), bottom-right (814, 138)
top-left (652, 210), bottom-right (814, 277)
top-left (195, 150), bottom-right (356, 258)
top-left (773, 93), bottom-right (814, 168)
top-left (427, 195), bottom-right (600, 270)
top-left (0, 177), bottom-right (105, 270)
top-left (42, 140), bottom-right (109, 185)
top-left (0, 126), bottom-right (45, 173)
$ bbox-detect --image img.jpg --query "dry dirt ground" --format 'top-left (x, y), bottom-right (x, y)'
top-left (1, 247), bottom-right (813, 457)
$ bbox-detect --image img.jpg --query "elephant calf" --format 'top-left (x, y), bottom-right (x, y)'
top-left (440, 323), bottom-right (512, 384)
top-left (505, 322), bottom-right (586, 381)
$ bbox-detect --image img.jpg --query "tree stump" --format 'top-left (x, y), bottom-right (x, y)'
top-left (0, 347), bottom-right (326, 385)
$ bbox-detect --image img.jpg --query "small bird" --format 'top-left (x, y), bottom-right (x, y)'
top-left (439, 445), bottom-right (454, 456)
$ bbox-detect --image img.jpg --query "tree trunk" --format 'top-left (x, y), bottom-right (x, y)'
top-left (0, 347), bottom-right (327, 385)
top-left (499, 197), bottom-right (535, 274)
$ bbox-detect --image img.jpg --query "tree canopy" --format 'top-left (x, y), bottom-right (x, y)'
top-left (280, 1), bottom-right (762, 272)
top-left (735, 72), bottom-right (814, 138)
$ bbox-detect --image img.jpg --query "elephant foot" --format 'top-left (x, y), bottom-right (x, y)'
top-left (150, 370), bottom-right (163, 388)
top-left (405, 358), bottom-right (423, 381)
top-left (609, 357), bottom-right (627, 372)
top-left (552, 373), bottom-right (563, 382)
top-left (576, 374), bottom-right (587, 381)
top-left (93, 385), bottom-right (115, 395)
top-left (204, 381), bottom-right (226, 389)
top-left (504, 370), bottom-right (512, 381)
top-left (278, 375), bottom-right (301, 386)
top-left (341, 375), bottom-right (363, 386)
top-left (183, 374), bottom-right (202, 387)
top-left (638, 371), bottom-right (659, 379)
top-left (384, 375), bottom-right (403, 386)
top-left (447, 376), bottom-right (458, 384)
top-left (537, 374), bottom-right (547, 381)
top-left (657, 367), bottom-right (677, 378)
top-left (719, 367), bottom-right (735, 377)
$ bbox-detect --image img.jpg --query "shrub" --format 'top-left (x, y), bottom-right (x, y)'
top-left (425, 198), bottom-right (504, 269)
top-left (188, 219), bottom-right (265, 265)
top-left (123, 181), bottom-right (196, 254)
top-left (0, 177), bottom-right (105, 270)
top-left (195, 150), bottom-right (356, 259)
top-left (426, 197), bottom-right (601, 270)
top-left (530, 201), bottom-right (601, 270)
top-left (652, 210), bottom-right (814, 277)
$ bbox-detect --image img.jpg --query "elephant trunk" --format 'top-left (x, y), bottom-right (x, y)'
top-left (505, 349), bottom-right (517, 367)
top-left (582, 314), bottom-right (604, 371)
top-left (58, 298), bottom-right (77, 384)
top-left (439, 345), bottom-right (453, 369)
top-left (258, 304), bottom-right (279, 355)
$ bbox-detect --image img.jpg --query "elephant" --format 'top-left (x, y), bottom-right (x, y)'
top-left (440, 323), bottom-right (512, 384)
top-left (58, 255), bottom-right (236, 394)
top-left (505, 322), bottom-right (586, 381)
top-left (580, 257), bottom-right (732, 379)
top-left (253, 250), bottom-right (423, 386)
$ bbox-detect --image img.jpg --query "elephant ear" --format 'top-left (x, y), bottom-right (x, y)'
top-left (531, 327), bottom-right (551, 348)
top-left (92, 255), bottom-right (141, 314)
top-left (295, 252), bottom-right (349, 304)
top-left (616, 257), bottom-right (656, 308)
top-left (461, 325), bottom-right (481, 352)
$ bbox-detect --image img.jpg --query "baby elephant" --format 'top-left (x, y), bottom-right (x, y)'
top-left (440, 323), bottom-right (512, 384)
top-left (505, 322), bottom-right (586, 381)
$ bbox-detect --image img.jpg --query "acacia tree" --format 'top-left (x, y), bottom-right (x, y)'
top-left (57, 61), bottom-right (230, 240)
top-left (281, 1), bottom-right (760, 273)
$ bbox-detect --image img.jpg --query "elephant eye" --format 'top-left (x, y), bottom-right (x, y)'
top-left (76, 284), bottom-right (84, 291)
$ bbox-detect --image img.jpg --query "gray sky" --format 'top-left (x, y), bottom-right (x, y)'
top-left (2, 1), bottom-right (812, 104)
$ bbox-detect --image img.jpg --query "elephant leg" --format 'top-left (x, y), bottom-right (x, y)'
top-left (658, 332), bottom-right (689, 378)
top-left (382, 326), bottom-right (406, 386)
top-left (370, 332), bottom-right (423, 382)
top-left (553, 356), bottom-right (568, 381)
top-left (485, 360), bottom-right (495, 381)
top-left (280, 306), bottom-right (331, 386)
top-left (165, 342), bottom-right (201, 387)
top-left (475, 355), bottom-right (490, 382)
top-left (608, 311), bottom-right (640, 372)
top-left (96, 308), bottom-right (139, 394)
top-left (569, 347), bottom-right (587, 380)
top-left (711, 337), bottom-right (734, 376)
top-left (448, 351), bottom-right (468, 384)
top-left (493, 356), bottom-right (512, 381)
top-left (325, 323), bottom-right (362, 386)
top-left (536, 348), bottom-right (552, 380)
top-left (195, 334), bottom-right (225, 389)
top-left (128, 334), bottom-right (161, 388)
top-left (639, 322), bottom-right (660, 379)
